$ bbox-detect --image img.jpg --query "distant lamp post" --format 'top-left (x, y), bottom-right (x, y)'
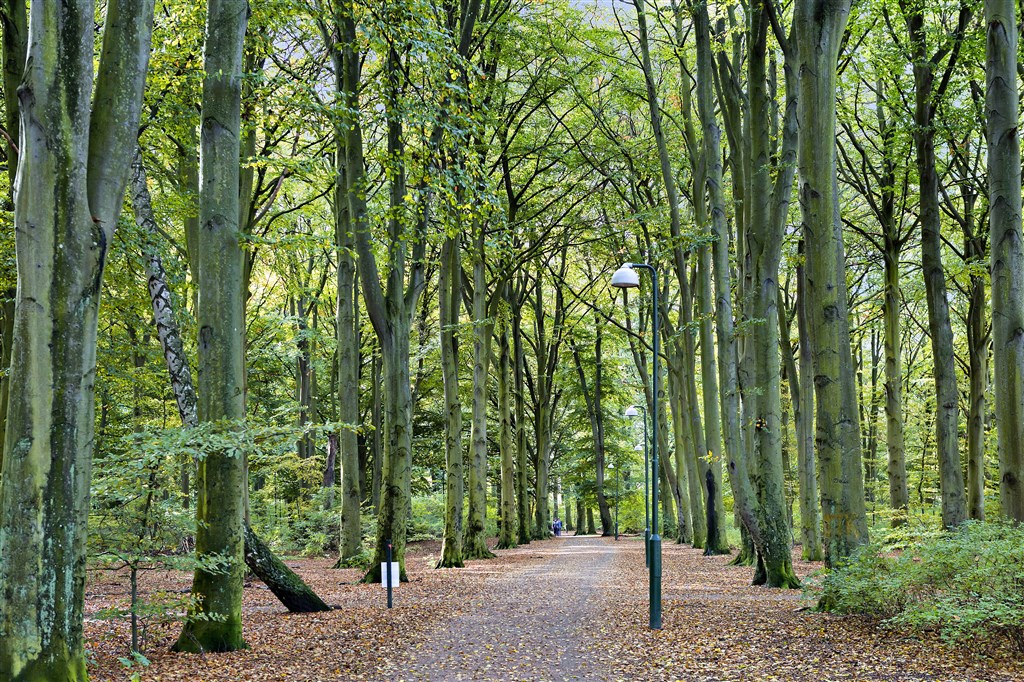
top-left (611, 262), bottom-right (662, 630)
top-left (626, 405), bottom-right (650, 568)
top-left (608, 462), bottom-right (620, 540)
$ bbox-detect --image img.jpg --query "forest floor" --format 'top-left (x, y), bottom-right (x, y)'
top-left (83, 535), bottom-right (1024, 681)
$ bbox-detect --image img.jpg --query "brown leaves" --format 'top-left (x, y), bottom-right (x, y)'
top-left (591, 543), bottom-right (1024, 681)
top-left (84, 538), bottom-right (1024, 681)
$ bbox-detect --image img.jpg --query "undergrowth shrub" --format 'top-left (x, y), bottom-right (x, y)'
top-left (815, 521), bottom-right (1024, 653)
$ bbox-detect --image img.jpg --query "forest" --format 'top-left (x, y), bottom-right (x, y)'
top-left (1, 0), bottom-right (1024, 678)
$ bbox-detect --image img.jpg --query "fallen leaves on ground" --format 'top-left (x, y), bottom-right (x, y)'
top-left (83, 538), bottom-right (1024, 681)
top-left (590, 541), bottom-right (1024, 681)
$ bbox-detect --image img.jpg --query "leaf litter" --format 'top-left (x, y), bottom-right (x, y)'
top-left (83, 537), bottom-right (1024, 680)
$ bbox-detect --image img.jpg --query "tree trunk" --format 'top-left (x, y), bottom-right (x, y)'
top-left (173, 0), bottom-right (249, 653)
top-left (0, 0), bottom-right (154, 675)
top-left (534, 400), bottom-right (552, 539)
top-left (680, 288), bottom-right (711, 551)
top-left (371, 350), bottom-right (383, 511)
top-left (966, 237), bottom-right (988, 521)
top-left (669, 355), bottom-right (704, 547)
top-left (438, 236), bottom-right (465, 566)
top-left (331, 37), bottom-right (362, 563)
top-left (341, 2), bottom-right (425, 582)
top-left (464, 238), bottom-right (495, 559)
top-left (794, 0), bottom-right (868, 566)
top-left (793, 256), bottom-right (824, 560)
top-left (0, 295), bottom-right (13, 476)
top-left (741, 0), bottom-right (800, 587)
top-left (905, 3), bottom-right (968, 528)
top-left (0, 0), bottom-right (27, 480)
top-left (512, 286), bottom-right (531, 545)
top-left (572, 328), bottom-right (613, 537)
top-left (698, 249), bottom-right (729, 556)
top-left (692, 0), bottom-right (761, 560)
top-left (496, 321), bottom-right (517, 549)
top-left (133, 143), bottom-right (330, 613)
top-left (882, 236), bottom-right (910, 523)
top-left (986, 0), bottom-right (1024, 521)
top-left (243, 526), bottom-right (330, 612)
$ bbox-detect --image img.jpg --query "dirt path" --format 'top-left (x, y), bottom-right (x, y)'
top-left (395, 536), bottom-right (623, 681)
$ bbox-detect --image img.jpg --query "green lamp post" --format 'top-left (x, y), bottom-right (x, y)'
top-left (611, 262), bottom-right (662, 630)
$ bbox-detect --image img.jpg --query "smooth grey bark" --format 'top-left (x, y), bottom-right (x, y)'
top-left (341, 1), bottom-right (425, 582)
top-left (0, 0), bottom-right (154, 676)
top-left (794, 0), bottom-right (868, 566)
top-left (625, 297), bottom-right (688, 542)
top-left (692, 0), bottom-right (761, 557)
top-left (572, 328), bottom-right (613, 537)
top-left (437, 235), bottom-right (465, 567)
top-left (958, 184), bottom-right (989, 521)
top-left (173, 0), bottom-right (249, 653)
top-left (512, 278), bottom-right (531, 545)
top-left (780, 258), bottom-right (824, 561)
top-left (680, 290), bottom-right (711, 551)
top-left (370, 351), bottom-right (383, 511)
top-left (636, 0), bottom-right (707, 548)
top-left (792, 257), bottom-right (824, 560)
top-left (327, 27), bottom-right (363, 565)
top-left (666, 330), bottom-right (704, 547)
top-left (986, 0), bottom-right (1024, 521)
top-left (883, 238), bottom-right (910, 522)
top-left (697, 245), bottom-right (730, 555)
top-left (529, 259), bottom-right (567, 539)
top-left (0, 0), bottom-right (25, 479)
top-left (741, 0), bottom-right (800, 587)
top-left (680, 57), bottom-right (728, 553)
top-left (902, 0), bottom-right (969, 528)
top-left (464, 233), bottom-right (495, 559)
top-left (838, 73), bottom-right (913, 526)
top-left (967, 232), bottom-right (988, 521)
top-left (496, 320), bottom-right (517, 549)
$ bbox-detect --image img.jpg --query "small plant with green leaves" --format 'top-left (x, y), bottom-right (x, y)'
top-left (814, 521), bottom-right (1024, 653)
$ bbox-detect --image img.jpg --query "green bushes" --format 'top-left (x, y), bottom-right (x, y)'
top-left (815, 521), bottom-right (1024, 653)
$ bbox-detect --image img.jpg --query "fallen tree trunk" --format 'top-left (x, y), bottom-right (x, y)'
top-left (244, 525), bottom-right (331, 612)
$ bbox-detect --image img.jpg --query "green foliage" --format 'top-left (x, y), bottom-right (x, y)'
top-left (814, 521), bottom-right (1024, 653)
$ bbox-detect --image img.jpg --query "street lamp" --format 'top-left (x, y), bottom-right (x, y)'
top-left (626, 405), bottom-right (650, 568)
top-left (608, 462), bottom-right (620, 540)
top-left (611, 262), bottom-right (662, 630)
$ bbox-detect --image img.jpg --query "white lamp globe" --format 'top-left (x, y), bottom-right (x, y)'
top-left (611, 264), bottom-right (640, 289)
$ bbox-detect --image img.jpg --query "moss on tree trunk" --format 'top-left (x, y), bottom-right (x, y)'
top-left (244, 525), bottom-right (330, 612)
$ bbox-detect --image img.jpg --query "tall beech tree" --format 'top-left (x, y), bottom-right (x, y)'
top-left (739, 0), bottom-right (801, 587)
top-left (437, 234), bottom-right (465, 567)
top-left (320, 0), bottom-right (363, 566)
top-left (131, 149), bottom-right (330, 614)
top-left (986, 0), bottom-right (1024, 521)
top-left (173, 0), bottom-right (249, 653)
top-left (0, 0), bottom-right (154, 676)
top-left (348, 0), bottom-right (429, 580)
top-left (898, 0), bottom-right (970, 528)
top-left (794, 0), bottom-right (868, 565)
